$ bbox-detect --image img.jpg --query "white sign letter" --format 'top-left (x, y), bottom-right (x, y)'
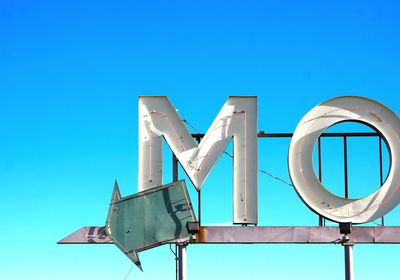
top-left (289, 96), bottom-right (400, 224)
top-left (138, 96), bottom-right (258, 224)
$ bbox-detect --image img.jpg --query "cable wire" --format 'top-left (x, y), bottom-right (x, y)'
top-left (224, 151), bottom-right (293, 187)
top-left (182, 119), bottom-right (200, 134)
top-left (169, 243), bottom-right (177, 258)
top-left (123, 265), bottom-right (135, 280)
top-left (169, 244), bottom-right (178, 280)
top-left (183, 119), bottom-right (294, 188)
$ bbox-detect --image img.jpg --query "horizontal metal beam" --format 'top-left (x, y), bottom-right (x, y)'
top-left (257, 132), bottom-right (379, 138)
top-left (195, 226), bottom-right (400, 244)
top-left (191, 132), bottom-right (380, 139)
top-left (59, 226), bottom-right (400, 245)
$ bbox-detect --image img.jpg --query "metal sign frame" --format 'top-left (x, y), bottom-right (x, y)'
top-left (59, 130), bottom-right (400, 280)
top-left (59, 96), bottom-right (400, 280)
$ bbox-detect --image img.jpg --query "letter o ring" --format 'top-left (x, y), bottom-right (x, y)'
top-left (288, 96), bottom-right (400, 224)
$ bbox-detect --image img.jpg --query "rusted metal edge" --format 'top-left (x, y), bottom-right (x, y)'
top-left (194, 226), bottom-right (400, 244)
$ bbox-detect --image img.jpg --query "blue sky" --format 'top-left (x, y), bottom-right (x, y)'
top-left (1, 1), bottom-right (400, 279)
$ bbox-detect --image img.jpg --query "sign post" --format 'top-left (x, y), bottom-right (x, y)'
top-left (178, 244), bottom-right (187, 280)
top-left (344, 244), bottom-right (354, 280)
top-left (173, 153), bottom-right (188, 280)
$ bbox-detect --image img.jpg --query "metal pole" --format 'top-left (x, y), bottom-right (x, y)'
top-left (172, 153), bottom-right (179, 280)
top-left (178, 244), bottom-right (187, 280)
top-left (194, 136), bottom-right (201, 226)
top-left (318, 137), bottom-right (324, 226)
top-left (172, 153), bottom-right (178, 182)
top-left (198, 190), bottom-right (201, 226)
top-left (318, 137), bottom-right (322, 182)
top-left (344, 244), bottom-right (354, 280)
top-left (172, 153), bottom-right (187, 280)
top-left (344, 136), bottom-right (349, 198)
top-left (379, 137), bottom-right (385, 226)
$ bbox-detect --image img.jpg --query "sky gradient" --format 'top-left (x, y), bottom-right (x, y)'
top-left (1, 1), bottom-right (400, 279)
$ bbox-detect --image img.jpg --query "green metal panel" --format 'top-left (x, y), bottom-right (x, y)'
top-left (105, 180), bottom-right (196, 270)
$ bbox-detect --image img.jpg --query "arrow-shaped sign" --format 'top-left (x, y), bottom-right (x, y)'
top-left (105, 180), bottom-right (197, 270)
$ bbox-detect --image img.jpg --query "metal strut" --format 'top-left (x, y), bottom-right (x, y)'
top-left (344, 244), bottom-right (354, 280)
top-left (172, 153), bottom-right (188, 280)
top-left (178, 243), bottom-right (187, 280)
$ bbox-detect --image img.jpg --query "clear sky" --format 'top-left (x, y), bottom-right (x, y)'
top-left (1, 1), bottom-right (400, 279)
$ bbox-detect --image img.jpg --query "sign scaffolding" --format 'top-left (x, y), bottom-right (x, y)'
top-left (59, 96), bottom-right (400, 280)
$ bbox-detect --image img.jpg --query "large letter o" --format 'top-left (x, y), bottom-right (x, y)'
top-left (289, 96), bottom-right (400, 224)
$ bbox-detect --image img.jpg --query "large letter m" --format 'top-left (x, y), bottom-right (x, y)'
top-left (138, 96), bottom-right (258, 224)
